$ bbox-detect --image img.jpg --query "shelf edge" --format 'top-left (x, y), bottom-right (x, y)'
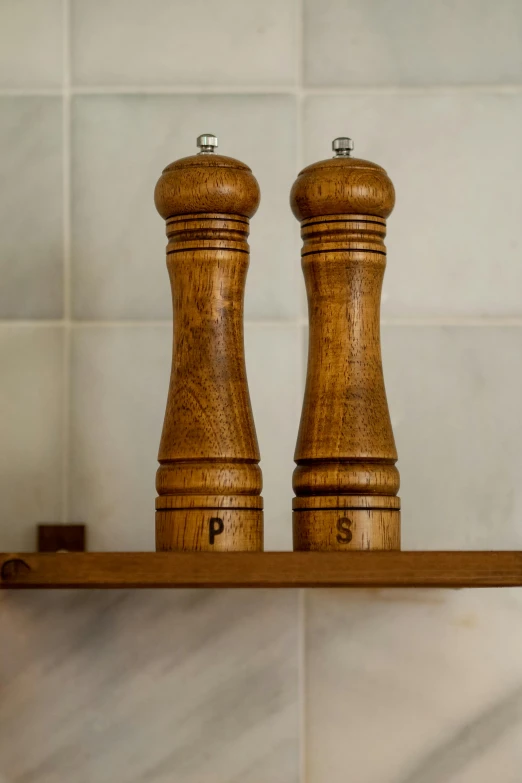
top-left (2, 551), bottom-right (522, 589)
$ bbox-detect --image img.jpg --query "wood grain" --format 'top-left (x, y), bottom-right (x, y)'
top-left (293, 509), bottom-right (400, 551)
top-left (291, 154), bottom-right (400, 550)
top-left (154, 151), bottom-right (263, 551)
top-left (1, 552), bottom-right (522, 589)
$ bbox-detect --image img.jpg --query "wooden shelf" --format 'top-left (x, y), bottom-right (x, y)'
top-left (1, 551), bottom-right (522, 589)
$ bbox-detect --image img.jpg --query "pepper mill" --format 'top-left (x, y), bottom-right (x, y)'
top-left (291, 137), bottom-right (400, 551)
top-left (154, 135), bottom-right (263, 551)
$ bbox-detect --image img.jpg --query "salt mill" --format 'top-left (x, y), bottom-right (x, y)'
top-left (154, 135), bottom-right (263, 551)
top-left (291, 138), bottom-right (400, 551)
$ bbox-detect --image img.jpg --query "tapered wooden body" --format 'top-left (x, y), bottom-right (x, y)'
top-left (291, 154), bottom-right (400, 550)
top-left (154, 150), bottom-right (263, 551)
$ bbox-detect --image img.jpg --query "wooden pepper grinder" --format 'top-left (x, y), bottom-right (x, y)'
top-left (291, 137), bottom-right (400, 551)
top-left (154, 134), bottom-right (263, 551)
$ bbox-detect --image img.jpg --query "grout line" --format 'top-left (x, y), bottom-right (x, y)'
top-left (0, 88), bottom-right (63, 96)
top-left (2, 84), bottom-right (522, 99)
top-left (62, 3), bottom-right (72, 325)
top-left (295, 0), bottom-right (304, 92)
top-left (70, 320), bottom-right (172, 328)
top-left (66, 319), bottom-right (305, 328)
top-left (298, 588), bottom-right (307, 783)
top-left (71, 84), bottom-right (298, 95)
top-left (60, 0), bottom-right (72, 524)
top-left (67, 319), bottom-right (171, 327)
top-left (295, 0), bottom-right (308, 326)
top-left (295, 6), bottom-right (306, 782)
top-left (304, 84), bottom-right (522, 95)
top-left (381, 317), bottom-right (522, 327)
top-left (0, 320), bottom-right (66, 327)
top-left (4, 317), bottom-right (522, 329)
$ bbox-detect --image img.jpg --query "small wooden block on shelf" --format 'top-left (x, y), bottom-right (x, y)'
top-left (37, 524), bottom-right (86, 553)
top-left (1, 551), bottom-right (522, 589)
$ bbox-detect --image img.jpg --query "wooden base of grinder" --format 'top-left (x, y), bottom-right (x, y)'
top-left (156, 495), bottom-right (263, 552)
top-left (292, 495), bottom-right (400, 551)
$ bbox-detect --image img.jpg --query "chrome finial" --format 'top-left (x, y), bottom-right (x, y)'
top-left (332, 137), bottom-right (354, 157)
top-left (197, 133), bottom-right (218, 154)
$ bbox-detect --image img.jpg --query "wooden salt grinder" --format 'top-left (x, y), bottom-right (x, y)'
top-left (154, 135), bottom-right (263, 551)
top-left (291, 137), bottom-right (400, 551)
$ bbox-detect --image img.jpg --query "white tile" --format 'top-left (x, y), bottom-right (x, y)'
top-left (0, 326), bottom-right (64, 552)
top-left (0, 0), bottom-right (63, 88)
top-left (71, 0), bottom-right (297, 86)
top-left (305, 93), bottom-right (522, 318)
top-left (71, 94), bottom-right (298, 321)
top-left (0, 589), bottom-right (299, 783)
top-left (304, 0), bottom-right (522, 86)
top-left (246, 324), bottom-right (302, 551)
top-left (0, 98), bottom-right (63, 318)
top-left (306, 588), bottom-right (522, 783)
top-left (69, 324), bottom-right (301, 551)
top-left (69, 326), bottom-right (170, 550)
top-left (382, 326), bottom-right (522, 550)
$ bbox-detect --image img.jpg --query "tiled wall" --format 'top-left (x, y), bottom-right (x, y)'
top-left (1, 1), bottom-right (522, 781)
